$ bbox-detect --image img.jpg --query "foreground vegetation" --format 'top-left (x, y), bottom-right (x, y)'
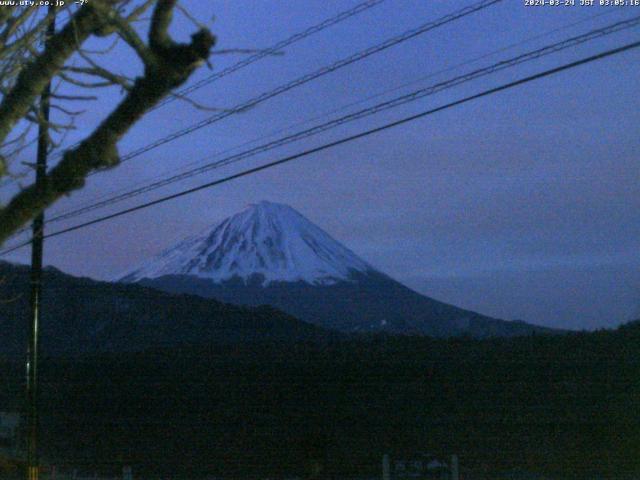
top-left (1, 321), bottom-right (639, 478)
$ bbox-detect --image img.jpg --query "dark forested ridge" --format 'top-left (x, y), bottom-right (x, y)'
top-left (0, 260), bottom-right (554, 361)
top-left (0, 261), bottom-right (335, 357)
top-left (134, 270), bottom-right (556, 338)
top-left (1, 322), bottom-right (639, 478)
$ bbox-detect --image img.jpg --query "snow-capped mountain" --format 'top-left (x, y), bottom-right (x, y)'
top-left (122, 201), bottom-right (553, 338)
top-left (122, 201), bottom-right (374, 286)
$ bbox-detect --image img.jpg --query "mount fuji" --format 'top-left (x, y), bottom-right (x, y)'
top-left (122, 201), bottom-right (373, 287)
top-left (121, 201), bottom-right (551, 337)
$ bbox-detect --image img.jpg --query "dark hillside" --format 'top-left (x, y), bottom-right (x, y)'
top-left (2, 322), bottom-right (639, 478)
top-left (0, 261), bottom-right (334, 357)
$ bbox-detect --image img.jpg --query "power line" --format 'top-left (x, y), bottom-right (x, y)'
top-left (152, 0), bottom-right (388, 111)
top-left (2, 38), bottom-right (638, 256)
top-left (0, 0), bottom-right (501, 200)
top-left (37, 14), bottom-right (640, 227)
top-left (294, 5), bottom-right (623, 128)
top-left (0, 0), bottom-right (387, 191)
top-left (42, 6), bottom-right (624, 223)
top-left (105, 0), bottom-right (504, 169)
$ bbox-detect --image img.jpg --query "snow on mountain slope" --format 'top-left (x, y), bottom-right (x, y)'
top-left (122, 201), bottom-right (375, 286)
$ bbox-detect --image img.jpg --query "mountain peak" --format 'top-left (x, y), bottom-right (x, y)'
top-left (247, 200), bottom-right (288, 209)
top-left (122, 201), bottom-right (374, 286)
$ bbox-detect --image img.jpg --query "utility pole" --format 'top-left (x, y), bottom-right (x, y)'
top-left (382, 454), bottom-right (391, 480)
top-left (26, 6), bottom-right (56, 480)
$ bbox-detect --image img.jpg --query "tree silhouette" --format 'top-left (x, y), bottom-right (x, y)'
top-left (0, 0), bottom-right (215, 246)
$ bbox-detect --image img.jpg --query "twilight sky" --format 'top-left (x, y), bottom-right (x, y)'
top-left (2, 0), bottom-right (639, 330)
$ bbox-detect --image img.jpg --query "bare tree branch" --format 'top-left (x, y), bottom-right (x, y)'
top-left (50, 93), bottom-right (98, 101)
top-left (104, 6), bottom-right (155, 66)
top-left (126, 0), bottom-right (156, 22)
top-left (0, 0), bottom-right (215, 245)
top-left (168, 89), bottom-right (229, 112)
top-left (0, 3), bottom-right (103, 148)
top-left (61, 66), bottom-right (133, 90)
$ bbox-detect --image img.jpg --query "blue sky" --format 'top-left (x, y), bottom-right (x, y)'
top-left (2, 0), bottom-right (639, 329)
